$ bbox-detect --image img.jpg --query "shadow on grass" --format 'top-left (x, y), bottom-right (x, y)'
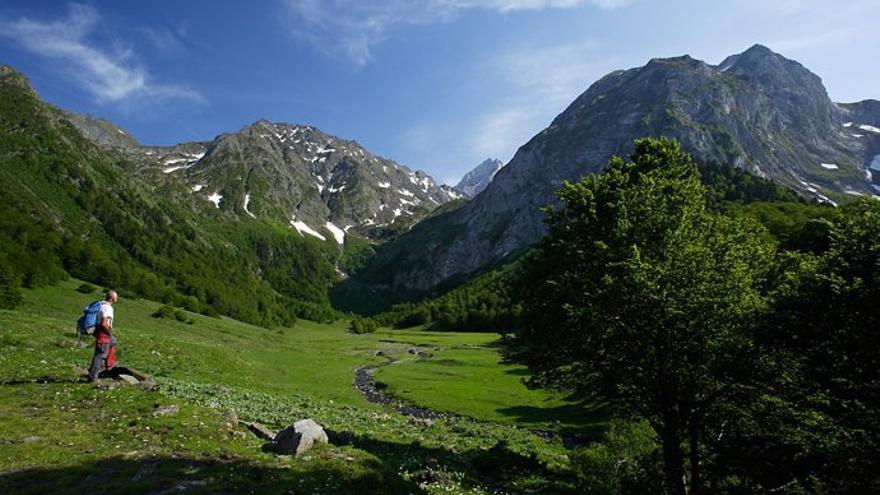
top-left (334, 431), bottom-right (579, 494)
top-left (497, 402), bottom-right (609, 437)
top-left (0, 454), bottom-right (424, 495)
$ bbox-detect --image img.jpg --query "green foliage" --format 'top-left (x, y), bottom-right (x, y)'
top-left (571, 420), bottom-right (661, 495)
top-left (726, 201), bottom-right (838, 252)
top-left (348, 317), bottom-right (379, 334)
top-left (151, 305), bottom-right (194, 325)
top-left (75, 282), bottom-right (97, 294)
top-left (742, 198), bottom-right (880, 493)
top-left (337, 235), bottom-right (376, 275)
top-left (376, 263), bottom-right (522, 332)
top-left (699, 161), bottom-right (801, 207)
top-left (0, 264), bottom-right (22, 310)
top-left (516, 138), bottom-right (776, 494)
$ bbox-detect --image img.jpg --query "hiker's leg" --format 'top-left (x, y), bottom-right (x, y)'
top-left (88, 343), bottom-right (109, 381)
top-left (106, 344), bottom-right (118, 369)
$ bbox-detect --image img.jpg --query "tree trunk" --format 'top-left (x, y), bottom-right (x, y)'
top-left (689, 423), bottom-right (702, 495)
top-left (661, 422), bottom-right (687, 495)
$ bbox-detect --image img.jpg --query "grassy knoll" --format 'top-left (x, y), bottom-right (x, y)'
top-left (0, 279), bottom-right (602, 493)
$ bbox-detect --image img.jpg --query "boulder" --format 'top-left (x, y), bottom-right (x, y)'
top-left (118, 374), bottom-right (140, 385)
top-left (274, 419), bottom-right (328, 456)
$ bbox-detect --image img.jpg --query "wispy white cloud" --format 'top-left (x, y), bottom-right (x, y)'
top-left (280, 0), bottom-right (630, 66)
top-left (473, 39), bottom-right (611, 161)
top-left (0, 3), bottom-right (202, 105)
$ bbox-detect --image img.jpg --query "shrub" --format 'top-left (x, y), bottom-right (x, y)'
top-left (349, 317), bottom-right (379, 334)
top-left (570, 420), bottom-right (660, 495)
top-left (0, 265), bottom-right (22, 310)
top-left (75, 282), bottom-right (97, 294)
top-left (152, 305), bottom-right (175, 319)
top-left (152, 305), bottom-right (193, 325)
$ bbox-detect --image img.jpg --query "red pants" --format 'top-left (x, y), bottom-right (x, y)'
top-left (88, 335), bottom-right (117, 381)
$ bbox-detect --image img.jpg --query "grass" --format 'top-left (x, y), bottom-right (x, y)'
top-left (372, 331), bottom-right (607, 432)
top-left (0, 279), bottom-right (604, 493)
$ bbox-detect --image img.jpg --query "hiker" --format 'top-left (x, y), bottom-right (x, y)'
top-left (87, 290), bottom-right (119, 382)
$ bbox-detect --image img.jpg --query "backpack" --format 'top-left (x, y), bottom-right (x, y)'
top-left (76, 301), bottom-right (103, 336)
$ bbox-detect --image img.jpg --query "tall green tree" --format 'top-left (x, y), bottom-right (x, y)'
top-left (760, 198), bottom-right (880, 492)
top-left (0, 263), bottom-right (22, 310)
top-left (515, 138), bottom-right (775, 494)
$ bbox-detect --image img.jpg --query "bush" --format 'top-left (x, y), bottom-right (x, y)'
top-left (152, 305), bottom-right (175, 319)
top-left (75, 282), bottom-right (97, 294)
top-left (199, 304), bottom-right (221, 318)
top-left (116, 288), bottom-right (139, 301)
top-left (349, 317), bottom-right (379, 334)
top-left (570, 420), bottom-right (660, 495)
top-left (152, 305), bottom-right (193, 325)
top-left (0, 265), bottom-right (22, 310)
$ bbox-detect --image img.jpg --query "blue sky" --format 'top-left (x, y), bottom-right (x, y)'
top-left (0, 1), bottom-right (877, 185)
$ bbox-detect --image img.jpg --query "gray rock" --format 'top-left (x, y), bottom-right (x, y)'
top-left (118, 374), bottom-right (140, 385)
top-left (274, 419), bottom-right (329, 456)
top-left (240, 421), bottom-right (276, 441)
top-left (153, 405), bottom-right (179, 417)
top-left (62, 110), bottom-right (140, 149)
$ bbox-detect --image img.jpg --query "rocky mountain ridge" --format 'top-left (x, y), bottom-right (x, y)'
top-left (66, 117), bottom-right (460, 244)
top-left (343, 44), bottom-right (880, 296)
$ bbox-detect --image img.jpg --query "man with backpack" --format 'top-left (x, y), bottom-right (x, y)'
top-left (83, 290), bottom-right (119, 383)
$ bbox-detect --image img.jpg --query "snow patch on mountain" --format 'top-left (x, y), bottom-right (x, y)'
top-left (244, 193), bottom-right (256, 218)
top-left (291, 218), bottom-right (326, 241)
top-left (324, 222), bottom-right (345, 245)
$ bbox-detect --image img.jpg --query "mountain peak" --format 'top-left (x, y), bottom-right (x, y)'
top-left (0, 64), bottom-right (35, 95)
top-left (742, 43), bottom-right (775, 57)
top-left (453, 158), bottom-right (503, 198)
top-left (716, 44), bottom-right (804, 74)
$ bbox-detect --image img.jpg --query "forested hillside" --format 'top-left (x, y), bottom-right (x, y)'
top-left (0, 66), bottom-right (339, 325)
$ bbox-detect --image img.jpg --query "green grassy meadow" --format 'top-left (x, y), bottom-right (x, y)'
top-left (0, 279), bottom-right (603, 494)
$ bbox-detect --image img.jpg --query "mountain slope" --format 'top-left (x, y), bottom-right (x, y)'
top-left (60, 110), bottom-right (140, 149)
top-left (68, 117), bottom-right (459, 244)
top-left (340, 44), bottom-right (880, 298)
top-left (0, 65), bottom-right (340, 325)
top-left (453, 158), bottom-right (503, 198)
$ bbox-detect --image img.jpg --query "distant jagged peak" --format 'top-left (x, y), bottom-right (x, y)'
top-left (453, 158), bottom-right (504, 198)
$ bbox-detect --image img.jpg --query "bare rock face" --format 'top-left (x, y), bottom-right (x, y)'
top-left (274, 419), bottom-right (329, 456)
top-left (453, 158), bottom-right (503, 198)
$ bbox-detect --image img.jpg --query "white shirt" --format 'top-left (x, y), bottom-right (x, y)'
top-left (96, 301), bottom-right (114, 328)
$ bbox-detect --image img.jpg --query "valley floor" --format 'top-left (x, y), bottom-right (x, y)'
top-left (0, 280), bottom-right (604, 494)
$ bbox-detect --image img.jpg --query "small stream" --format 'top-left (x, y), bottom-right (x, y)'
top-left (353, 363), bottom-right (443, 420)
